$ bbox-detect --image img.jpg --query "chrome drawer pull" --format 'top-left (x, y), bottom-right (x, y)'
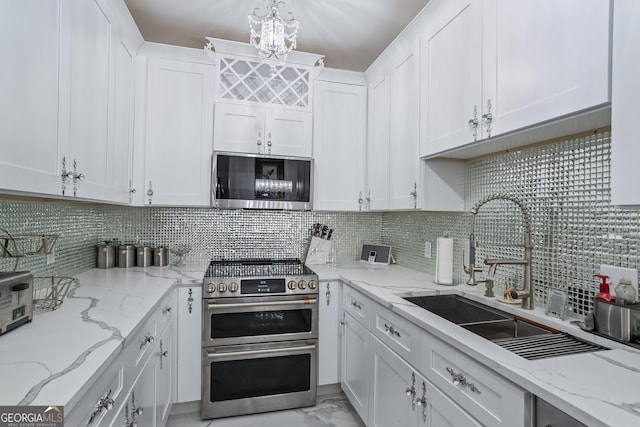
top-left (384, 323), bottom-right (401, 338)
top-left (446, 367), bottom-right (481, 394)
top-left (351, 300), bottom-right (362, 310)
top-left (139, 334), bottom-right (154, 349)
top-left (88, 389), bottom-right (113, 425)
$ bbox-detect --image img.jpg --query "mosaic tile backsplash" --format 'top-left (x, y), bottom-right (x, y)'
top-left (0, 130), bottom-right (637, 317)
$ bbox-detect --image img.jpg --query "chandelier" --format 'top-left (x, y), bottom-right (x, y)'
top-left (248, 0), bottom-right (299, 73)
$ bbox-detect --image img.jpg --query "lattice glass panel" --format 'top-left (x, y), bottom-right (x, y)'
top-left (218, 56), bottom-right (311, 108)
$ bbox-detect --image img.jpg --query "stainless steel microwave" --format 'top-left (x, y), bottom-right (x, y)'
top-left (212, 152), bottom-right (313, 210)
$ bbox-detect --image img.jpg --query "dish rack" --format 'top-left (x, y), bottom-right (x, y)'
top-left (33, 276), bottom-right (77, 311)
top-left (0, 229), bottom-right (58, 258)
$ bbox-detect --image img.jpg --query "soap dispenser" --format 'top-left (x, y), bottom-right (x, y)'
top-left (614, 277), bottom-right (637, 304)
top-left (594, 274), bottom-right (615, 302)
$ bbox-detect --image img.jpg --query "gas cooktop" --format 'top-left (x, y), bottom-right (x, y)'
top-left (204, 258), bottom-right (315, 278)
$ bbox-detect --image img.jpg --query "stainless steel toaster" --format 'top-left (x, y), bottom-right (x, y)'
top-left (0, 271), bottom-right (33, 335)
top-left (594, 299), bottom-right (640, 342)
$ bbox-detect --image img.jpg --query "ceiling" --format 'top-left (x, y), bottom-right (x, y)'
top-left (123, 0), bottom-right (432, 71)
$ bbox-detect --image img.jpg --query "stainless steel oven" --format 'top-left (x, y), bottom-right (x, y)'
top-left (201, 259), bottom-right (318, 420)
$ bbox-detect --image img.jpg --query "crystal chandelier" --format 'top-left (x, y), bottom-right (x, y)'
top-left (248, 0), bottom-right (299, 73)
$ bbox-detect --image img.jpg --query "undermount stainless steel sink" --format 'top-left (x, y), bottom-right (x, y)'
top-left (403, 294), bottom-right (552, 340)
top-left (402, 294), bottom-right (607, 359)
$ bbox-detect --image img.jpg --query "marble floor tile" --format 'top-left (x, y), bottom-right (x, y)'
top-left (167, 392), bottom-right (365, 427)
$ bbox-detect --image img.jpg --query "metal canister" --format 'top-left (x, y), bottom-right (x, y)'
top-left (96, 244), bottom-right (116, 269)
top-left (117, 245), bottom-right (136, 268)
top-left (154, 246), bottom-right (169, 266)
top-left (136, 246), bottom-right (153, 267)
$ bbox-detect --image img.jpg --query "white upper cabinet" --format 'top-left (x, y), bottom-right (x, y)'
top-left (611, 0), bottom-right (640, 207)
top-left (389, 38), bottom-right (421, 210)
top-left (139, 52), bottom-right (215, 206)
top-left (0, 0), bottom-right (63, 197)
top-left (0, 0), bottom-right (141, 203)
top-left (58, 0), bottom-right (115, 201)
top-left (483, 0), bottom-right (610, 137)
top-left (313, 76), bottom-right (367, 211)
top-left (421, 0), bottom-right (611, 158)
top-left (420, 0), bottom-right (483, 157)
top-left (214, 103), bottom-right (313, 157)
top-left (366, 65), bottom-right (391, 211)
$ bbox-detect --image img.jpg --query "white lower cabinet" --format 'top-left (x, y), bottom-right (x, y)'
top-left (341, 310), bottom-right (370, 424)
top-left (340, 284), bottom-right (527, 427)
top-left (369, 335), bottom-right (481, 427)
top-left (420, 331), bottom-right (526, 427)
top-left (66, 289), bottom-right (176, 427)
top-left (318, 281), bottom-right (342, 385)
top-left (176, 286), bottom-right (202, 403)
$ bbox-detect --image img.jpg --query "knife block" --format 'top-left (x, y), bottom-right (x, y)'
top-left (305, 236), bottom-right (332, 264)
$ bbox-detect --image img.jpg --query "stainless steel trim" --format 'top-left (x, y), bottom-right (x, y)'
top-left (206, 343), bottom-right (316, 359)
top-left (207, 298), bottom-right (317, 310)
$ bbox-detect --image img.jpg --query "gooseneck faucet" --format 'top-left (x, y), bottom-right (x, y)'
top-left (464, 194), bottom-right (533, 309)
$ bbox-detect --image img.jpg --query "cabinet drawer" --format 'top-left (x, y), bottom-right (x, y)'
top-left (421, 332), bottom-right (527, 426)
top-left (66, 364), bottom-right (124, 427)
top-left (370, 302), bottom-right (421, 367)
top-left (343, 285), bottom-right (370, 326)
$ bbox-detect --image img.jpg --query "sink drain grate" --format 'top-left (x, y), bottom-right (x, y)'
top-left (492, 333), bottom-right (607, 360)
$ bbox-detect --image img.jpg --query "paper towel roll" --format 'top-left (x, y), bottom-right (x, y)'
top-left (434, 237), bottom-right (454, 285)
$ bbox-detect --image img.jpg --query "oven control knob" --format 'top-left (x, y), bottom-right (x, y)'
top-left (298, 280), bottom-right (307, 290)
top-left (308, 280), bottom-right (317, 290)
top-left (287, 280), bottom-right (297, 290)
top-left (229, 282), bottom-right (239, 292)
top-left (206, 282), bottom-right (216, 293)
top-left (218, 283), bottom-right (227, 292)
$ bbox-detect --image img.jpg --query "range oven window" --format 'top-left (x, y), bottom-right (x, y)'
top-left (211, 308), bottom-right (313, 339)
top-left (209, 354), bottom-right (311, 402)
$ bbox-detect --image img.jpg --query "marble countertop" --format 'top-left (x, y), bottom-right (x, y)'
top-left (310, 263), bottom-right (640, 427)
top-left (0, 262), bottom-right (207, 413)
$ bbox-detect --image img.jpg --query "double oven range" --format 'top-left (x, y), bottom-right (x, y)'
top-left (201, 259), bottom-right (319, 419)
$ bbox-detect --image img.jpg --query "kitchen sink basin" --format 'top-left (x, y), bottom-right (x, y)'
top-left (402, 294), bottom-right (607, 359)
top-left (461, 318), bottom-right (553, 340)
top-left (403, 294), bottom-right (553, 340)
top-left (403, 294), bottom-right (511, 324)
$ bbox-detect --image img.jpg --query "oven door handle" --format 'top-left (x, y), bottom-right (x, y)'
top-left (206, 344), bottom-right (317, 359)
top-left (206, 298), bottom-right (317, 310)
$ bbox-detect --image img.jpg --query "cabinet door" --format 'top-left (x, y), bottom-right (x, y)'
top-left (0, 0), bottom-right (63, 196)
top-left (369, 336), bottom-right (417, 427)
top-left (144, 57), bottom-right (215, 206)
top-left (483, 0), bottom-right (610, 139)
top-left (213, 103), bottom-right (264, 154)
top-left (155, 322), bottom-right (174, 427)
top-left (611, 0), bottom-right (640, 206)
top-left (318, 281), bottom-right (341, 385)
top-left (176, 287), bottom-right (202, 403)
top-left (110, 35), bottom-right (136, 204)
top-left (389, 40), bottom-right (420, 210)
top-left (341, 311), bottom-right (370, 424)
top-left (313, 81), bottom-right (367, 211)
top-left (60, 0), bottom-right (115, 200)
top-left (266, 109), bottom-right (313, 157)
top-left (420, 0), bottom-right (482, 156)
top-left (366, 70), bottom-right (390, 210)
top-left (370, 336), bottom-right (482, 427)
top-left (113, 356), bottom-right (156, 427)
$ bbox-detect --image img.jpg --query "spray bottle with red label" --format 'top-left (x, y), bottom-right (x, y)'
top-left (594, 274), bottom-right (615, 302)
